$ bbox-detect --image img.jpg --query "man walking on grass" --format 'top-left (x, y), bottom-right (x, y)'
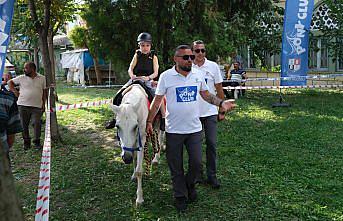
top-left (192, 40), bottom-right (226, 188)
top-left (146, 45), bottom-right (235, 212)
top-left (8, 62), bottom-right (47, 150)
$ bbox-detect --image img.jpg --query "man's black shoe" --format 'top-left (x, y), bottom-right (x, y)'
top-left (24, 139), bottom-right (31, 150)
top-left (187, 185), bottom-right (197, 203)
top-left (195, 173), bottom-right (205, 184)
top-left (206, 177), bottom-right (221, 189)
top-left (105, 119), bottom-right (116, 129)
top-left (175, 197), bottom-right (187, 212)
top-left (34, 142), bottom-right (43, 150)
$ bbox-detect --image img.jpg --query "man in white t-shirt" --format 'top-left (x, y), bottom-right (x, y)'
top-left (192, 40), bottom-right (225, 189)
top-left (146, 45), bottom-right (235, 212)
top-left (8, 62), bottom-right (47, 150)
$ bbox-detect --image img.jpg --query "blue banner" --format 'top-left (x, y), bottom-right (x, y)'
top-left (281, 0), bottom-right (314, 86)
top-left (0, 0), bottom-right (15, 81)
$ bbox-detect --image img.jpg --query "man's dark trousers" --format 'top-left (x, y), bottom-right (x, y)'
top-left (200, 115), bottom-right (218, 180)
top-left (18, 105), bottom-right (42, 147)
top-left (165, 131), bottom-right (202, 199)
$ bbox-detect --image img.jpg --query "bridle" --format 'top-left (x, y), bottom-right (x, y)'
top-left (116, 127), bottom-right (143, 153)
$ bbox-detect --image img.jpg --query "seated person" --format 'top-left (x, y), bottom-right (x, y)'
top-left (105, 32), bottom-right (165, 130)
top-left (1, 72), bottom-right (12, 91)
top-left (226, 61), bottom-right (247, 98)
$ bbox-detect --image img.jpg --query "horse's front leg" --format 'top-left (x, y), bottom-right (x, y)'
top-left (135, 148), bottom-right (144, 206)
top-left (131, 153), bottom-right (137, 182)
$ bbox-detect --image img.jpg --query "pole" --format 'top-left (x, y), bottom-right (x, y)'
top-left (272, 87), bottom-right (291, 108)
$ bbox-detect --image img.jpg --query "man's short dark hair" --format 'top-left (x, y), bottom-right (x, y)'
top-left (26, 62), bottom-right (36, 71)
top-left (192, 40), bottom-right (205, 49)
top-left (174, 45), bottom-right (192, 55)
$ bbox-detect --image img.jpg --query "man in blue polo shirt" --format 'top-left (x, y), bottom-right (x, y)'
top-left (146, 45), bottom-right (235, 212)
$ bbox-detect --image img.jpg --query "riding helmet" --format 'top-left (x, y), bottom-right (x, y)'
top-left (137, 32), bottom-right (152, 43)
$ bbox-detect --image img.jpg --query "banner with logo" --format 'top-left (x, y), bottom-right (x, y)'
top-left (281, 0), bottom-right (314, 86)
top-left (0, 0), bottom-right (15, 81)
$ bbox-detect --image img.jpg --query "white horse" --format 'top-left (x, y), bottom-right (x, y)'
top-left (110, 83), bottom-right (163, 206)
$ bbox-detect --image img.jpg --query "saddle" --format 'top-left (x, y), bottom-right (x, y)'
top-left (112, 80), bottom-right (154, 106)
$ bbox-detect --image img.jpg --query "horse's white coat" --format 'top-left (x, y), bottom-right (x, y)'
top-left (110, 84), bottom-right (158, 206)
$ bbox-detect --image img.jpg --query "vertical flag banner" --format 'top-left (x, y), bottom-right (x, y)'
top-left (281, 0), bottom-right (315, 86)
top-left (0, 0), bottom-right (15, 81)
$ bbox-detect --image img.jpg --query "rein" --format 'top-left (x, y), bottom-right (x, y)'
top-left (144, 128), bottom-right (161, 176)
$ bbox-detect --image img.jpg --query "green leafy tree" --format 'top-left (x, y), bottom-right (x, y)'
top-left (12, 0), bottom-right (77, 140)
top-left (81, 0), bottom-right (282, 80)
top-left (318, 0), bottom-right (343, 63)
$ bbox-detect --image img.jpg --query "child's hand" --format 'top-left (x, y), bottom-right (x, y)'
top-left (130, 75), bottom-right (137, 80)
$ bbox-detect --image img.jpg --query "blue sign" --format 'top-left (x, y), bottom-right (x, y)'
top-left (0, 0), bottom-right (15, 81)
top-left (281, 0), bottom-right (315, 86)
top-left (176, 86), bottom-right (197, 102)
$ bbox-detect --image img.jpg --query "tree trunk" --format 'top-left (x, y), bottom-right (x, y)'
top-left (93, 57), bottom-right (102, 85)
top-left (34, 47), bottom-right (39, 70)
top-left (28, 0), bottom-right (60, 141)
top-left (48, 28), bottom-right (56, 85)
top-left (0, 143), bottom-right (24, 221)
top-left (48, 28), bottom-right (58, 102)
top-left (39, 30), bottom-right (61, 141)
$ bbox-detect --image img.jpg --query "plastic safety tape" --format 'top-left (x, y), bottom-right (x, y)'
top-left (223, 84), bottom-right (343, 90)
top-left (224, 73), bottom-right (343, 83)
top-left (51, 99), bottom-right (112, 112)
top-left (35, 106), bottom-right (51, 221)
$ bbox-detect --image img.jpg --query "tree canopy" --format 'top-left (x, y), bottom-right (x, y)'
top-left (81, 0), bottom-right (283, 75)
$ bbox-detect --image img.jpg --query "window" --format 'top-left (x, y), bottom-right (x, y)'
top-left (338, 58), bottom-right (343, 70)
top-left (336, 38), bottom-right (343, 71)
top-left (320, 39), bottom-right (328, 68)
top-left (309, 38), bottom-right (328, 70)
top-left (309, 39), bottom-right (318, 69)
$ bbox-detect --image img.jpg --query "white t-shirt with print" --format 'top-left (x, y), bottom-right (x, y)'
top-left (11, 74), bottom-right (46, 108)
top-left (156, 66), bottom-right (208, 134)
top-left (192, 59), bottom-right (223, 117)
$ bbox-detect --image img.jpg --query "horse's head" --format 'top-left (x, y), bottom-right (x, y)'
top-left (111, 103), bottom-right (141, 164)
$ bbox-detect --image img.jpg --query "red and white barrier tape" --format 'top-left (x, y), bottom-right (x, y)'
top-left (35, 107), bottom-right (51, 221)
top-left (224, 84), bottom-right (343, 90)
top-left (223, 73), bottom-right (343, 83)
top-left (51, 99), bottom-right (112, 112)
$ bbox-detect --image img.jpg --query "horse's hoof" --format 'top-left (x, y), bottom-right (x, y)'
top-left (136, 200), bottom-right (144, 207)
top-left (131, 176), bottom-right (137, 183)
top-left (152, 160), bottom-right (159, 166)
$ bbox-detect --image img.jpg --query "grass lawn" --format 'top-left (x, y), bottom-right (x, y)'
top-left (10, 86), bottom-right (343, 221)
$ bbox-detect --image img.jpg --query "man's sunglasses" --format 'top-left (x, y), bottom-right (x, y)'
top-left (194, 49), bottom-right (206, 53)
top-left (176, 55), bottom-right (196, 60)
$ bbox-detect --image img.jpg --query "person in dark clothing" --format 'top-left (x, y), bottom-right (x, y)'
top-left (227, 61), bottom-right (247, 98)
top-left (1, 72), bottom-right (12, 91)
top-left (0, 90), bottom-right (23, 163)
top-left (105, 32), bottom-right (165, 129)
